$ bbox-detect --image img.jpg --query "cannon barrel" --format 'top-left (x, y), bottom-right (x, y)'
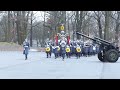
top-left (76, 31), bottom-right (119, 63)
top-left (76, 31), bottom-right (112, 45)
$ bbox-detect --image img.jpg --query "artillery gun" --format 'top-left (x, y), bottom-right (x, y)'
top-left (75, 31), bottom-right (120, 63)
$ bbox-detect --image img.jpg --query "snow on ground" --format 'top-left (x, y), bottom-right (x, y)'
top-left (29, 49), bottom-right (39, 52)
top-left (0, 51), bottom-right (120, 79)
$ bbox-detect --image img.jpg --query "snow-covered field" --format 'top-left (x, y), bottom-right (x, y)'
top-left (0, 51), bottom-right (120, 79)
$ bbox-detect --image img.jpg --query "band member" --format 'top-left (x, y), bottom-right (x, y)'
top-left (76, 44), bottom-right (81, 58)
top-left (57, 45), bottom-right (61, 57)
top-left (84, 44), bottom-right (89, 57)
top-left (60, 40), bottom-right (66, 60)
top-left (66, 45), bottom-right (71, 58)
top-left (45, 44), bottom-right (51, 58)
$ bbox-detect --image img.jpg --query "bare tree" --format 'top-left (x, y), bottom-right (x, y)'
top-left (30, 11), bottom-right (33, 47)
top-left (15, 11), bottom-right (30, 45)
top-left (104, 11), bottom-right (111, 41)
top-left (93, 11), bottom-right (103, 39)
top-left (111, 11), bottom-right (120, 46)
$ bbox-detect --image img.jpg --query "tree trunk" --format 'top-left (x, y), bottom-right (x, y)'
top-left (97, 17), bottom-right (102, 39)
top-left (16, 11), bottom-right (21, 45)
top-left (79, 11), bottom-right (83, 39)
top-left (76, 11), bottom-right (79, 39)
top-left (30, 11), bottom-right (33, 47)
top-left (8, 11), bottom-right (11, 42)
top-left (41, 11), bottom-right (46, 47)
top-left (76, 11), bottom-right (83, 40)
top-left (104, 11), bottom-right (110, 41)
top-left (115, 12), bottom-right (120, 47)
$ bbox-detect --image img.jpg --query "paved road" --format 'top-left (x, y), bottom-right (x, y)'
top-left (0, 51), bottom-right (120, 79)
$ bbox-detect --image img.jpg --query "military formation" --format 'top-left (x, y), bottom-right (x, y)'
top-left (45, 29), bottom-right (100, 60)
top-left (45, 40), bottom-right (100, 60)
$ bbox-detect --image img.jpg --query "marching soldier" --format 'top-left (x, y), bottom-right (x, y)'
top-left (66, 45), bottom-right (71, 58)
top-left (45, 44), bottom-right (51, 58)
top-left (93, 45), bottom-right (96, 55)
top-left (23, 39), bottom-right (30, 60)
top-left (76, 44), bottom-right (81, 58)
top-left (57, 45), bottom-right (61, 57)
top-left (69, 44), bottom-right (72, 57)
top-left (96, 45), bottom-right (100, 54)
top-left (52, 45), bottom-right (58, 59)
top-left (60, 40), bottom-right (66, 61)
top-left (84, 44), bottom-right (89, 57)
top-left (89, 45), bottom-right (93, 56)
top-left (70, 43), bottom-right (74, 56)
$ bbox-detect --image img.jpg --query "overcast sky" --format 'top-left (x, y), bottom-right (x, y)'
top-left (33, 11), bottom-right (46, 22)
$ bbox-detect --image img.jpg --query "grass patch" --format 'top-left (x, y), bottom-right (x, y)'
top-left (0, 42), bottom-right (21, 46)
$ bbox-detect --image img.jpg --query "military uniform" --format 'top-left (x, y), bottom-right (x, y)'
top-left (84, 45), bottom-right (89, 57)
top-left (60, 40), bottom-right (66, 60)
top-left (66, 46), bottom-right (71, 58)
top-left (23, 40), bottom-right (30, 60)
top-left (93, 45), bottom-right (96, 55)
top-left (76, 45), bottom-right (81, 58)
top-left (45, 45), bottom-right (51, 58)
top-left (89, 45), bottom-right (93, 56)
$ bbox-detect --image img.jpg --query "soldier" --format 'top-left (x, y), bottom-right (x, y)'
top-left (23, 39), bottom-right (30, 60)
top-left (96, 45), bottom-right (100, 54)
top-left (53, 45), bottom-right (58, 59)
top-left (93, 44), bottom-right (96, 55)
top-left (82, 44), bottom-right (85, 56)
top-left (80, 43), bottom-right (84, 57)
top-left (52, 45), bottom-right (56, 58)
top-left (76, 44), bottom-right (81, 58)
top-left (70, 43), bottom-right (74, 56)
top-left (66, 45), bottom-right (71, 58)
top-left (49, 43), bottom-right (53, 56)
top-left (69, 44), bottom-right (72, 57)
top-left (84, 44), bottom-right (89, 57)
top-left (79, 44), bottom-right (83, 57)
top-left (45, 44), bottom-right (51, 58)
top-left (72, 41), bottom-right (77, 56)
top-left (60, 40), bottom-right (66, 60)
top-left (56, 46), bottom-right (60, 58)
top-left (89, 44), bottom-right (93, 56)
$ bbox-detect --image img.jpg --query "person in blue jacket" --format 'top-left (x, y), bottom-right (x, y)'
top-left (23, 39), bottom-right (30, 60)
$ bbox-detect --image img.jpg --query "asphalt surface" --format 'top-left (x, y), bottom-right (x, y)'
top-left (0, 51), bottom-right (120, 79)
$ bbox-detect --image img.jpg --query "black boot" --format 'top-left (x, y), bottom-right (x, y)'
top-left (25, 55), bottom-right (27, 60)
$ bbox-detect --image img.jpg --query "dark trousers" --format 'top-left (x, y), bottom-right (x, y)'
top-left (24, 49), bottom-right (28, 60)
top-left (46, 52), bottom-right (51, 58)
top-left (84, 52), bottom-right (88, 57)
top-left (25, 54), bottom-right (27, 60)
top-left (66, 52), bottom-right (70, 58)
top-left (54, 53), bottom-right (58, 59)
top-left (76, 52), bottom-right (81, 58)
top-left (61, 53), bottom-right (65, 59)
